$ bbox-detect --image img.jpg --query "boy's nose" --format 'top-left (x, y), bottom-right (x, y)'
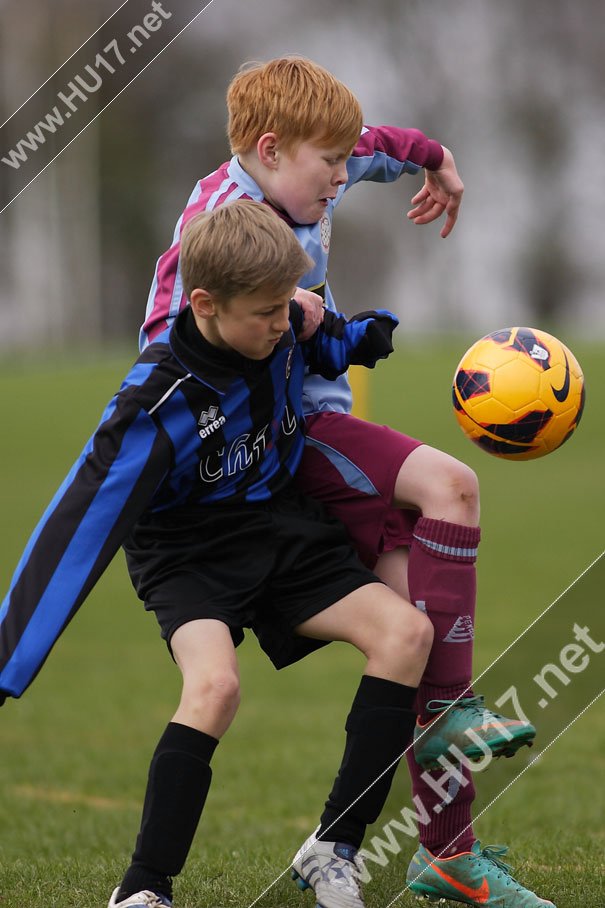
top-left (334, 162), bottom-right (348, 185)
top-left (273, 309), bottom-right (290, 333)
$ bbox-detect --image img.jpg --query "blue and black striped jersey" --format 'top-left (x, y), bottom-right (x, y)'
top-left (0, 304), bottom-right (397, 701)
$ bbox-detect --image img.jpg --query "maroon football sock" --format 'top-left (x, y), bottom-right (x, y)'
top-left (406, 750), bottom-right (476, 855)
top-left (405, 516), bottom-right (480, 854)
top-left (407, 517), bottom-right (481, 721)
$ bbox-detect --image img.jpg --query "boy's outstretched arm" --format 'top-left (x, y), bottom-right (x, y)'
top-left (407, 146), bottom-right (464, 238)
top-left (344, 128), bottom-right (463, 239)
top-left (302, 308), bottom-right (399, 380)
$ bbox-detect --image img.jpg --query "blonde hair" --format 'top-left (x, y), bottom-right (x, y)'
top-left (227, 55), bottom-right (363, 155)
top-left (180, 200), bottom-right (313, 302)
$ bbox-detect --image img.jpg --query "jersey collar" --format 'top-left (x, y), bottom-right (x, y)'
top-left (169, 307), bottom-right (295, 394)
top-left (229, 155), bottom-right (301, 229)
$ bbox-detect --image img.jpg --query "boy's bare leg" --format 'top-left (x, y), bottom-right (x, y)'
top-left (298, 582), bottom-right (431, 685)
top-left (393, 445), bottom-right (480, 524)
top-left (114, 620), bottom-right (238, 904)
top-left (372, 545), bottom-right (410, 598)
top-left (171, 618), bottom-right (241, 737)
top-left (295, 584), bottom-right (432, 853)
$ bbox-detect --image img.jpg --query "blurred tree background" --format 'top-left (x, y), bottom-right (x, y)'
top-left (0, 0), bottom-right (603, 352)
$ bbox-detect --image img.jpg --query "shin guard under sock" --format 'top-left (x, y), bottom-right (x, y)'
top-left (118, 722), bottom-right (218, 901)
top-left (317, 675), bottom-right (417, 849)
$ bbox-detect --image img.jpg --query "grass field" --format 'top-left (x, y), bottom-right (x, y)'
top-left (0, 338), bottom-right (603, 908)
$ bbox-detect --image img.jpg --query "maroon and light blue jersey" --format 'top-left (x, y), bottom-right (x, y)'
top-left (140, 126), bottom-right (443, 413)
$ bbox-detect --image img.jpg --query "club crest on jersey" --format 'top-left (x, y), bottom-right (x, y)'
top-left (320, 214), bottom-right (331, 252)
top-left (198, 405), bottom-right (226, 439)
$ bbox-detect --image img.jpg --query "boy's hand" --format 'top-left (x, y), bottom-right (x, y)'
top-left (406, 146), bottom-right (463, 238)
top-left (294, 288), bottom-right (325, 340)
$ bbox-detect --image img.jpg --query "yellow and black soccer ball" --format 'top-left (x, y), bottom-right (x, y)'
top-left (452, 327), bottom-right (585, 460)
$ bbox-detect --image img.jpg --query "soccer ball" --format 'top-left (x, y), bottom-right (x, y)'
top-left (452, 327), bottom-right (585, 460)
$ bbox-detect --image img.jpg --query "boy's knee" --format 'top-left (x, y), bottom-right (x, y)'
top-left (374, 602), bottom-right (433, 664)
top-left (398, 607), bottom-right (434, 656)
top-left (449, 460), bottom-right (479, 502)
top-left (395, 448), bottom-right (480, 523)
top-left (206, 670), bottom-right (241, 711)
top-left (426, 457), bottom-right (479, 522)
top-left (184, 669), bottom-right (241, 715)
top-left (417, 608), bottom-right (434, 650)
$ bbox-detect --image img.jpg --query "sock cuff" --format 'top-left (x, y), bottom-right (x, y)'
top-left (418, 682), bottom-right (475, 711)
top-left (157, 722), bottom-right (219, 764)
top-left (413, 518), bottom-right (481, 562)
top-left (353, 675), bottom-right (418, 710)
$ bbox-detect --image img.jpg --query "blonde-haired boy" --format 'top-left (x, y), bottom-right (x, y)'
top-left (0, 200), bottom-right (437, 908)
top-left (140, 57), bottom-right (552, 908)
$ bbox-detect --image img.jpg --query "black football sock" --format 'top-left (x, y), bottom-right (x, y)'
top-left (117, 722), bottom-right (218, 901)
top-left (317, 675), bottom-right (417, 849)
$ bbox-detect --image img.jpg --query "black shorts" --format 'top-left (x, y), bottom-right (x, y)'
top-left (123, 487), bottom-right (380, 668)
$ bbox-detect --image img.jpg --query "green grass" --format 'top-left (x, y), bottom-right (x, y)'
top-left (0, 340), bottom-right (603, 907)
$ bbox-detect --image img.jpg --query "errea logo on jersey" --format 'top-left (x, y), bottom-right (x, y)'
top-left (198, 405), bottom-right (226, 439)
top-left (199, 404), bottom-right (298, 483)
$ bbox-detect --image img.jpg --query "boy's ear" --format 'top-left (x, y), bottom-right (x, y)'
top-left (189, 288), bottom-right (217, 319)
top-left (257, 132), bottom-right (280, 169)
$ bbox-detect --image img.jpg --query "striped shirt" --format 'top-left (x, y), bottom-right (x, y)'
top-left (0, 304), bottom-right (397, 700)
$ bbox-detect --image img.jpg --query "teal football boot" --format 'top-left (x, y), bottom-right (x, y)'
top-left (414, 696), bottom-right (536, 771)
top-left (406, 841), bottom-right (556, 906)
